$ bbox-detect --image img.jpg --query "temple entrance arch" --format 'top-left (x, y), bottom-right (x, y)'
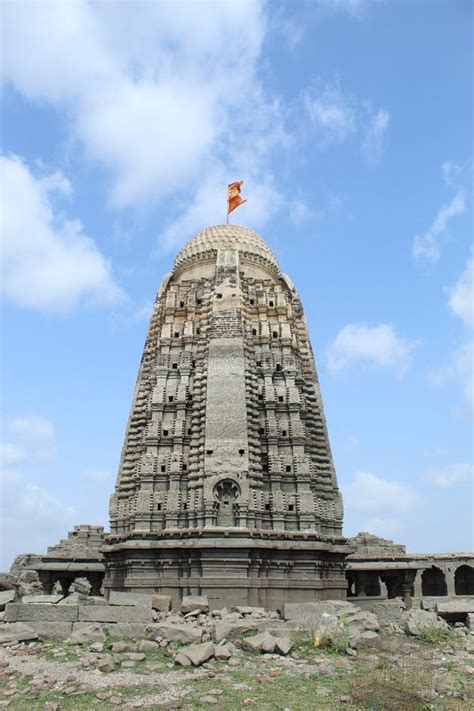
top-left (421, 566), bottom-right (447, 596)
top-left (455, 565), bottom-right (474, 595)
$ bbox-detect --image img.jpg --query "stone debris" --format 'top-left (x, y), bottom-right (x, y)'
top-left (405, 609), bottom-right (449, 636)
top-left (69, 623), bottom-right (106, 645)
top-left (0, 592), bottom-right (16, 611)
top-left (175, 641), bottom-right (215, 666)
top-left (152, 595), bottom-right (172, 612)
top-left (0, 622), bottom-right (38, 644)
top-left (180, 595), bottom-right (209, 615)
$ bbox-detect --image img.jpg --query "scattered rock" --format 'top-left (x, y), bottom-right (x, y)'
top-left (405, 609), bottom-right (448, 636)
top-left (180, 595), bottom-right (209, 615)
top-left (151, 594), bottom-right (172, 612)
top-left (0, 591), bottom-right (17, 610)
top-left (0, 622), bottom-right (38, 644)
top-left (69, 623), bottom-right (106, 645)
top-left (152, 623), bottom-right (203, 644)
top-left (137, 639), bottom-right (159, 652)
top-left (179, 641), bottom-right (215, 666)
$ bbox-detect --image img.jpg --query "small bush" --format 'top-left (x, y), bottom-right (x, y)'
top-left (416, 623), bottom-right (452, 647)
top-left (313, 623), bottom-right (349, 655)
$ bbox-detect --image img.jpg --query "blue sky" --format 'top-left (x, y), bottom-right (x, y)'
top-left (1, 0), bottom-right (472, 569)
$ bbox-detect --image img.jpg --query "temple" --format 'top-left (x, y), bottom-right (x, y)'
top-left (6, 224), bottom-right (473, 607)
top-left (103, 224), bottom-right (347, 608)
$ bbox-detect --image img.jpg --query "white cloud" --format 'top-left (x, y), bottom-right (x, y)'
top-left (1, 1), bottom-right (288, 247)
top-left (412, 191), bottom-right (466, 263)
top-left (344, 471), bottom-right (417, 515)
top-left (305, 81), bottom-right (357, 144)
top-left (1, 473), bottom-right (77, 569)
top-left (442, 160), bottom-right (462, 186)
top-left (362, 108), bottom-right (390, 164)
top-left (0, 155), bottom-right (125, 312)
top-left (430, 254), bottom-right (474, 416)
top-left (424, 462), bottom-right (473, 488)
top-left (81, 468), bottom-right (110, 484)
top-left (0, 442), bottom-right (26, 467)
top-left (326, 323), bottom-right (418, 375)
top-left (447, 253), bottom-right (474, 328)
top-left (304, 79), bottom-right (389, 163)
top-left (7, 416), bottom-right (57, 462)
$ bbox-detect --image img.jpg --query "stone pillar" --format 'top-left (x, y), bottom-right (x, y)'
top-left (446, 567), bottom-right (456, 596)
top-left (402, 571), bottom-right (416, 610)
top-left (414, 570), bottom-right (423, 598)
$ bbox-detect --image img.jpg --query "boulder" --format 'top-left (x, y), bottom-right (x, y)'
top-left (179, 641), bottom-right (215, 666)
top-left (137, 639), bottom-right (159, 652)
top-left (152, 623), bottom-right (203, 644)
top-left (151, 595), bottom-right (172, 612)
top-left (273, 637), bottom-right (293, 655)
top-left (0, 591), bottom-right (16, 611)
top-left (349, 630), bottom-right (379, 647)
top-left (243, 631), bottom-right (277, 653)
top-left (0, 622), bottom-right (38, 643)
top-left (214, 643), bottom-right (232, 660)
top-left (69, 623), bottom-right (106, 645)
top-left (180, 595), bottom-right (209, 615)
top-left (342, 609), bottom-right (380, 632)
top-left (466, 613), bottom-right (474, 629)
top-left (213, 619), bottom-right (259, 643)
top-left (281, 601), bottom-right (354, 624)
top-left (174, 652), bottom-right (192, 667)
top-left (405, 609), bottom-right (448, 637)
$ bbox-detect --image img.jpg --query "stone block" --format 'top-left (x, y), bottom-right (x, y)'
top-left (78, 605), bottom-right (152, 623)
top-left (405, 609), bottom-right (448, 636)
top-left (466, 613), bottom-right (474, 629)
top-left (281, 601), bottom-right (354, 622)
top-left (151, 623), bottom-right (203, 644)
top-left (0, 622), bottom-right (38, 643)
top-left (6, 603), bottom-right (78, 622)
top-left (31, 622), bottom-right (73, 639)
top-left (4, 603), bottom-right (18, 622)
top-left (151, 595), bottom-right (172, 612)
top-left (70, 623), bottom-right (106, 644)
top-left (108, 592), bottom-right (152, 607)
top-left (180, 595), bottom-right (209, 614)
top-left (213, 619), bottom-right (259, 643)
top-left (0, 591), bottom-right (17, 610)
top-left (435, 600), bottom-right (474, 616)
top-left (179, 641), bottom-right (214, 666)
top-left (103, 623), bottom-right (149, 639)
top-left (243, 631), bottom-right (276, 653)
top-left (22, 594), bottom-right (63, 604)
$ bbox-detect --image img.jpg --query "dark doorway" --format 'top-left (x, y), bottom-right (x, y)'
top-left (421, 566), bottom-right (447, 596)
top-left (455, 565), bottom-right (474, 595)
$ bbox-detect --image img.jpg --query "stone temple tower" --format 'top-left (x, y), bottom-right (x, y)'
top-left (103, 224), bottom-right (347, 608)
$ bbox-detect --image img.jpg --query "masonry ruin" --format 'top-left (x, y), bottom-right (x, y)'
top-left (4, 224), bottom-right (473, 608)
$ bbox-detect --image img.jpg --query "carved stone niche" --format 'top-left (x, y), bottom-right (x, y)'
top-left (213, 479), bottom-right (240, 526)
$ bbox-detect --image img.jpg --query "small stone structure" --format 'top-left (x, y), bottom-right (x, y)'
top-left (8, 526), bottom-right (106, 596)
top-left (346, 533), bottom-right (474, 607)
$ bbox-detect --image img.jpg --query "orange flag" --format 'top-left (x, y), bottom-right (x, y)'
top-left (227, 180), bottom-right (247, 215)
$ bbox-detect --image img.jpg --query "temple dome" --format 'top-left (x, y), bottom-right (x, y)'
top-left (173, 224), bottom-right (280, 274)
